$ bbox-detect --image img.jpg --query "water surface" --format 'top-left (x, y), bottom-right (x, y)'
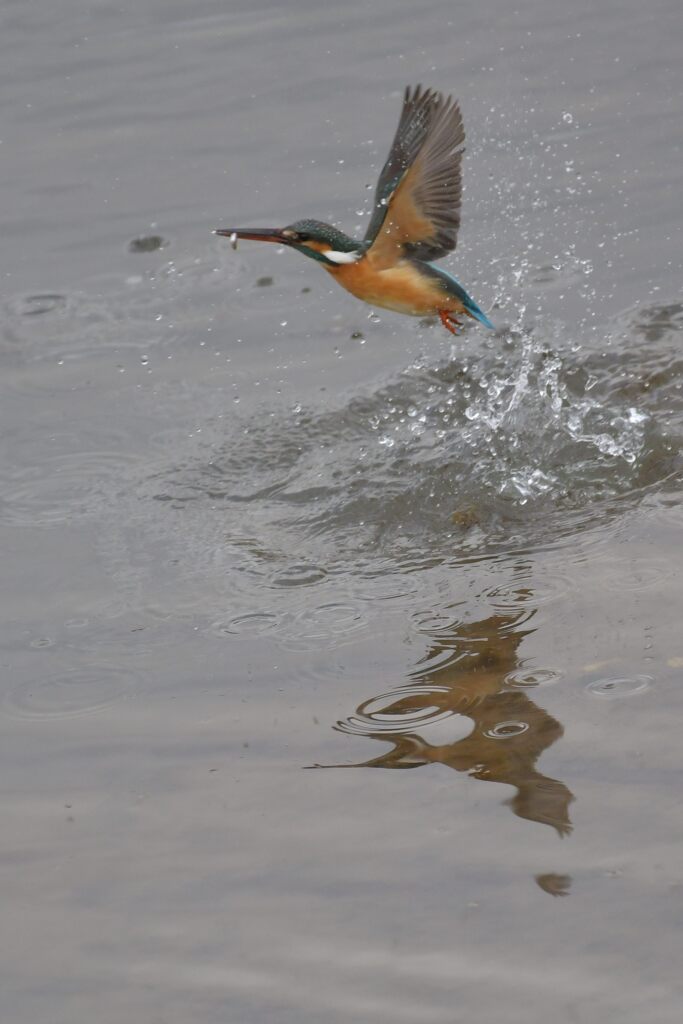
top-left (2, 1), bottom-right (683, 1021)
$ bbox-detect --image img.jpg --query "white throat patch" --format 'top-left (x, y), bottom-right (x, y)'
top-left (325, 250), bottom-right (362, 264)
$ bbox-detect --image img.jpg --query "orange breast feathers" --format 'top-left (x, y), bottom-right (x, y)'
top-left (324, 256), bottom-right (464, 317)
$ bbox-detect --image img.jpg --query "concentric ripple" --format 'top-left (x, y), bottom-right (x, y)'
top-left (211, 612), bottom-right (281, 637)
top-left (2, 665), bottom-right (135, 720)
top-left (209, 599), bottom-right (368, 649)
top-left (336, 684), bottom-right (464, 736)
top-left (292, 602), bottom-right (365, 639)
top-left (505, 668), bottom-right (562, 688)
top-left (483, 719), bottom-right (530, 739)
top-left (1, 449), bottom-right (147, 526)
top-left (585, 675), bottom-right (653, 700)
top-left (268, 563), bottom-right (328, 588)
top-left (7, 294), bottom-right (68, 317)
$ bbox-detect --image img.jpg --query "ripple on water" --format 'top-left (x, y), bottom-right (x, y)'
top-left (291, 602), bottom-right (366, 639)
top-left (485, 565), bottom-right (578, 609)
top-left (1, 256), bottom-right (239, 374)
top-left (210, 599), bottom-right (367, 649)
top-left (268, 563), bottom-right (328, 588)
top-left (585, 675), bottom-right (653, 700)
top-left (336, 684), bottom-right (465, 736)
top-left (1, 291), bottom-right (119, 363)
top-left (598, 557), bottom-right (676, 593)
top-left (61, 617), bottom-right (168, 659)
top-left (288, 601), bottom-right (368, 650)
top-left (2, 665), bottom-right (135, 720)
top-left (410, 605), bottom-right (466, 636)
top-left (7, 294), bottom-right (68, 317)
top-left (505, 667), bottom-right (562, 688)
top-left (482, 719), bottom-right (530, 739)
top-left (211, 612), bottom-right (281, 637)
top-left (351, 576), bottom-right (421, 602)
top-left (408, 643), bottom-right (473, 680)
top-left (1, 449), bottom-right (147, 527)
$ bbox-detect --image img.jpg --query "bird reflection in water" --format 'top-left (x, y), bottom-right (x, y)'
top-left (330, 609), bottom-right (573, 836)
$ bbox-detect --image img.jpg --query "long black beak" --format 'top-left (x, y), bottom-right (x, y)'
top-left (214, 227), bottom-right (292, 246)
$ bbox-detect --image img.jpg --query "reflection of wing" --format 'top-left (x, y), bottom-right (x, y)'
top-left (364, 85), bottom-right (465, 269)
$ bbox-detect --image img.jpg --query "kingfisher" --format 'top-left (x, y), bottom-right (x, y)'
top-left (215, 85), bottom-right (493, 335)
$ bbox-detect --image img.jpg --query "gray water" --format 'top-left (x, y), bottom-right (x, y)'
top-left (2, 1), bottom-right (683, 1021)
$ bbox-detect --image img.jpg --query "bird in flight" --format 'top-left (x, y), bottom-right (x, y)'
top-left (216, 85), bottom-right (493, 335)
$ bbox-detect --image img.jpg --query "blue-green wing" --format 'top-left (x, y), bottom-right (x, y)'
top-left (364, 86), bottom-right (465, 266)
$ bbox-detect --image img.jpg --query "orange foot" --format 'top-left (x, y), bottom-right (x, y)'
top-left (438, 310), bottom-right (463, 335)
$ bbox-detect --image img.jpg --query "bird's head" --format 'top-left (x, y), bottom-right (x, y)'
top-left (215, 218), bottom-right (362, 267)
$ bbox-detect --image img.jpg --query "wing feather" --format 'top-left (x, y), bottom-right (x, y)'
top-left (364, 86), bottom-right (465, 268)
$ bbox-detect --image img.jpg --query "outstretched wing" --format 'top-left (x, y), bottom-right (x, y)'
top-left (364, 85), bottom-right (465, 269)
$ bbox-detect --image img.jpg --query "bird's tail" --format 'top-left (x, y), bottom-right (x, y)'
top-left (462, 293), bottom-right (495, 330)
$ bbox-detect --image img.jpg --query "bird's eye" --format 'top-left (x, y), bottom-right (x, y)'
top-left (297, 233), bottom-right (310, 242)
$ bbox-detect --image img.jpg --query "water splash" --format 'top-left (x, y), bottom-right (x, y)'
top-left (152, 309), bottom-right (676, 574)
